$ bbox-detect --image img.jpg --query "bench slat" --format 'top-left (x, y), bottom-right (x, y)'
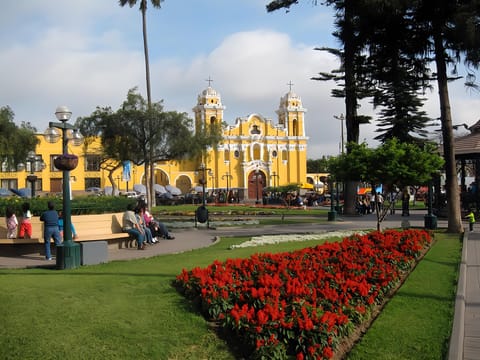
top-left (0, 212), bottom-right (129, 245)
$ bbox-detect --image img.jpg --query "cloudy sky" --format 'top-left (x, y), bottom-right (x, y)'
top-left (1, 0), bottom-right (479, 158)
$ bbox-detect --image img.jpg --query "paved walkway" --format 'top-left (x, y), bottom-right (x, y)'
top-left (0, 210), bottom-right (478, 359)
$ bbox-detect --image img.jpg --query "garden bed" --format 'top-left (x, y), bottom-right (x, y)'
top-left (174, 229), bottom-right (433, 359)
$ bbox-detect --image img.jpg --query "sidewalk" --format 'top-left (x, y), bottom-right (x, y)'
top-left (0, 210), bottom-right (477, 359)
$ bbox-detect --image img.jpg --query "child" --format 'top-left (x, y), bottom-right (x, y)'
top-left (18, 202), bottom-right (32, 239)
top-left (58, 209), bottom-right (78, 240)
top-left (5, 206), bottom-right (18, 239)
top-left (466, 209), bottom-right (476, 232)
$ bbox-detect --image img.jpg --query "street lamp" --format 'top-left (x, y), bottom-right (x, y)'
top-left (115, 176), bottom-right (121, 191)
top-left (196, 163), bottom-right (211, 206)
top-left (424, 179), bottom-right (438, 229)
top-left (44, 105), bottom-right (83, 270)
top-left (334, 113), bottom-right (345, 154)
top-left (222, 172), bottom-right (233, 203)
top-left (208, 170), bottom-right (215, 196)
top-left (26, 151), bottom-right (38, 198)
top-left (270, 171), bottom-right (279, 194)
top-left (327, 177), bottom-right (337, 221)
top-left (17, 152), bottom-right (46, 198)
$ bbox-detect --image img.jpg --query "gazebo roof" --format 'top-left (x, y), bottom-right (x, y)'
top-left (453, 120), bottom-right (480, 158)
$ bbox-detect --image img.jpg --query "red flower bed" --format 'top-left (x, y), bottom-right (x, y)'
top-left (174, 229), bottom-right (432, 359)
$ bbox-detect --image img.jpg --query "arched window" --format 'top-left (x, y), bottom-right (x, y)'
top-left (224, 149), bottom-right (230, 161)
top-left (282, 150), bottom-right (288, 161)
top-left (253, 144), bottom-right (261, 160)
top-left (292, 119), bottom-right (298, 136)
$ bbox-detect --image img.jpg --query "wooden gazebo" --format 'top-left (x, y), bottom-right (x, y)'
top-left (452, 120), bottom-right (480, 210)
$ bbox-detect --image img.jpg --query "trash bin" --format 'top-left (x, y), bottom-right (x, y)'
top-left (424, 214), bottom-right (437, 230)
top-left (196, 205), bottom-right (209, 224)
top-left (56, 242), bottom-right (81, 270)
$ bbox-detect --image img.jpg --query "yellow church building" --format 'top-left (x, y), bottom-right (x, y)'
top-left (1, 84), bottom-right (318, 201)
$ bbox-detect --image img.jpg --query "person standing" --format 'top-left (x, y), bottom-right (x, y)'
top-left (5, 206), bottom-right (18, 239)
top-left (401, 188), bottom-right (410, 216)
top-left (40, 201), bottom-right (61, 261)
top-left (465, 209), bottom-right (476, 232)
top-left (122, 203), bottom-right (145, 250)
top-left (18, 202), bottom-right (32, 239)
top-left (58, 209), bottom-right (78, 240)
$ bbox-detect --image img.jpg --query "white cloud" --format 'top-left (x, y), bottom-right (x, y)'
top-left (2, 1), bottom-right (479, 160)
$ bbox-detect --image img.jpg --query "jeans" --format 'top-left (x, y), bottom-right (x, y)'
top-left (144, 226), bottom-right (154, 243)
top-left (125, 228), bottom-right (145, 247)
top-left (44, 226), bottom-right (61, 259)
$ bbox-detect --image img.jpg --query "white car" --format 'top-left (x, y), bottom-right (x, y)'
top-left (120, 191), bottom-right (139, 199)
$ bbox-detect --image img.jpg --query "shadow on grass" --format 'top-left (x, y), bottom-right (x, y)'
top-left (392, 290), bottom-right (453, 302)
top-left (170, 280), bottom-right (253, 359)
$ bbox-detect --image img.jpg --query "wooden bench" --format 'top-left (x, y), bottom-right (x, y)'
top-left (0, 212), bottom-right (135, 256)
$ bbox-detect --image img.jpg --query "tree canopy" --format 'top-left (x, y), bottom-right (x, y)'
top-left (330, 139), bottom-right (444, 188)
top-left (0, 106), bottom-right (38, 171)
top-left (76, 88), bottom-right (222, 197)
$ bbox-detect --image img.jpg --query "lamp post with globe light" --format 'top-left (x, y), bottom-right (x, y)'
top-left (222, 172), bottom-right (233, 202)
top-left (44, 106), bottom-right (83, 269)
top-left (17, 151), bottom-right (45, 198)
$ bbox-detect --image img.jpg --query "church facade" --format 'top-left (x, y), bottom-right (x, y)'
top-left (0, 84), bottom-right (311, 201)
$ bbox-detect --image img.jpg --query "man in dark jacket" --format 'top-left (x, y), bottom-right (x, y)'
top-left (40, 201), bottom-right (61, 260)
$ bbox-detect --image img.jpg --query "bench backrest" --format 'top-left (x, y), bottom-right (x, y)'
top-left (0, 212), bottom-right (125, 239)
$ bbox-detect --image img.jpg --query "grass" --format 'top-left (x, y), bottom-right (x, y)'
top-left (0, 232), bottom-right (461, 359)
top-left (347, 231), bottom-right (462, 359)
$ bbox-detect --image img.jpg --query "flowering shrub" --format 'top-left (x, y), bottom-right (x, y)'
top-left (229, 230), bottom-right (368, 249)
top-left (174, 229), bottom-right (432, 359)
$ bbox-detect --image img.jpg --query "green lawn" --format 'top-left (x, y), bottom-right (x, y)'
top-left (0, 232), bottom-right (461, 359)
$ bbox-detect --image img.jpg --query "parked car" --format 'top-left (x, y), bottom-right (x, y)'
top-left (9, 188), bottom-right (30, 197)
top-left (156, 192), bottom-right (184, 205)
top-left (0, 188), bottom-right (15, 197)
top-left (120, 191), bottom-right (140, 199)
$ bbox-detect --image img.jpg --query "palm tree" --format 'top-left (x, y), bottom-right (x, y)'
top-left (119, 0), bottom-right (163, 106)
top-left (119, 0), bottom-right (164, 206)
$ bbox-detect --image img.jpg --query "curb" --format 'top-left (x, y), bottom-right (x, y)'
top-left (448, 231), bottom-right (468, 360)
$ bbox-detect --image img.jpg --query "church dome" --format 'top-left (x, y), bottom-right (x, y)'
top-left (202, 86), bottom-right (218, 97)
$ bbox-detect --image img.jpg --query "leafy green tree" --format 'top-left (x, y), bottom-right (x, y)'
top-left (268, 0), bottom-right (372, 216)
top-left (119, 0), bottom-right (164, 205)
top-left (307, 156), bottom-right (332, 173)
top-left (412, 0), bottom-right (480, 232)
top-left (76, 89), bottom-right (221, 200)
top-left (0, 106), bottom-right (38, 172)
top-left (360, 1), bottom-right (433, 144)
top-left (330, 139), bottom-right (444, 230)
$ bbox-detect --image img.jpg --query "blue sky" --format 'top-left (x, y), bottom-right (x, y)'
top-left (1, 0), bottom-right (478, 157)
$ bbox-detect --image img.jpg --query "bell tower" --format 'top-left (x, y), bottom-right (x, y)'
top-left (276, 81), bottom-right (306, 137)
top-left (193, 77), bottom-right (225, 133)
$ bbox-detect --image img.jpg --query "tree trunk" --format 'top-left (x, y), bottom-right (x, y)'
top-left (141, 3), bottom-right (152, 107)
top-left (434, 33), bottom-right (463, 233)
top-left (149, 159), bottom-right (156, 207)
top-left (141, 1), bottom-right (155, 207)
top-left (342, 0), bottom-right (361, 216)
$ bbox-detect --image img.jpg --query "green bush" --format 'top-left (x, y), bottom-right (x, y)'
top-left (0, 195), bottom-right (135, 217)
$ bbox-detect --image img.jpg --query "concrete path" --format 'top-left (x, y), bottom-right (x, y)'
top-left (0, 210), bottom-right (477, 359)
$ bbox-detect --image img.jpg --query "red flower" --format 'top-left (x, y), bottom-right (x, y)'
top-left (174, 229), bottom-right (432, 359)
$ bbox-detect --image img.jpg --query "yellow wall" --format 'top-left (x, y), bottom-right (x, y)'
top-left (3, 85), bottom-right (313, 200)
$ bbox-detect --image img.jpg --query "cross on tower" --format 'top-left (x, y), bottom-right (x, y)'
top-left (287, 80), bottom-right (294, 91)
top-left (206, 76), bottom-right (214, 87)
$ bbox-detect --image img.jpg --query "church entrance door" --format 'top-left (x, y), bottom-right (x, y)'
top-left (248, 170), bottom-right (264, 202)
